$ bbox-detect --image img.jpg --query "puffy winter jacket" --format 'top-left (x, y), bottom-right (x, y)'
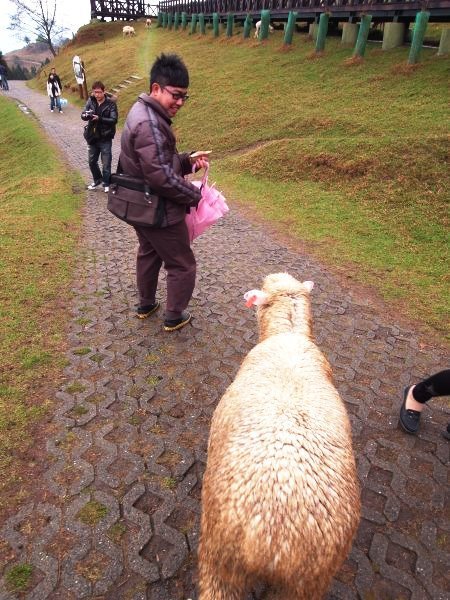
top-left (47, 79), bottom-right (61, 97)
top-left (119, 94), bottom-right (201, 227)
top-left (81, 95), bottom-right (118, 141)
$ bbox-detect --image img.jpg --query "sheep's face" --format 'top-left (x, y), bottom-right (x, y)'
top-left (244, 273), bottom-right (314, 340)
top-left (261, 272), bottom-right (313, 297)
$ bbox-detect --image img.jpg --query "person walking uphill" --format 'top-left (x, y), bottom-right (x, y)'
top-left (119, 53), bottom-right (209, 332)
top-left (81, 81), bottom-right (118, 192)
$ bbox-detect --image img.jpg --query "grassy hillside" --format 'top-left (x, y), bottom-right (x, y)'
top-left (0, 96), bottom-right (83, 512)
top-left (31, 21), bottom-right (449, 340)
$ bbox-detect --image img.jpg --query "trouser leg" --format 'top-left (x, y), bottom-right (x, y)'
top-left (56, 96), bottom-right (61, 111)
top-left (134, 228), bottom-right (163, 306)
top-left (161, 220), bottom-right (196, 317)
top-left (99, 140), bottom-right (112, 186)
top-left (412, 369), bottom-right (450, 403)
top-left (88, 144), bottom-right (102, 183)
top-left (134, 220), bottom-right (196, 318)
top-left (50, 97), bottom-right (55, 110)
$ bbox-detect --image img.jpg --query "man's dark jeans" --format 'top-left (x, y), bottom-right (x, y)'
top-left (88, 140), bottom-right (112, 186)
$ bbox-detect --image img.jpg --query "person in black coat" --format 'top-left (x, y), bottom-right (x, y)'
top-left (47, 73), bottom-right (62, 112)
top-left (81, 80), bottom-right (118, 192)
top-left (50, 67), bottom-right (62, 90)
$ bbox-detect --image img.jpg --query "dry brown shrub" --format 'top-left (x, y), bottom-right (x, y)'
top-left (391, 62), bottom-right (422, 76)
top-left (302, 153), bottom-right (375, 179)
top-left (344, 55), bottom-right (364, 67)
top-left (307, 50), bottom-right (325, 59)
top-left (218, 37), bottom-right (237, 44)
top-left (277, 44), bottom-right (294, 53)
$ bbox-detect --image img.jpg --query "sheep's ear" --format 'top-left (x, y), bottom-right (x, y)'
top-left (302, 280), bottom-right (314, 293)
top-left (243, 289), bottom-right (268, 308)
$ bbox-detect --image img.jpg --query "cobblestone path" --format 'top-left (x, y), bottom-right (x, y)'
top-left (1, 82), bottom-right (448, 600)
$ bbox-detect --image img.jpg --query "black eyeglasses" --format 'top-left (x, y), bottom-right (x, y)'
top-left (161, 87), bottom-right (190, 102)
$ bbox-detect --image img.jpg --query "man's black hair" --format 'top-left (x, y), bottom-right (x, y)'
top-left (92, 81), bottom-right (105, 91)
top-left (150, 53), bottom-right (189, 88)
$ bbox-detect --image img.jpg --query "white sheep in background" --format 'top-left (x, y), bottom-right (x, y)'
top-left (199, 272), bottom-right (360, 600)
top-left (254, 20), bottom-right (275, 38)
top-left (145, 18), bottom-right (152, 28)
top-left (122, 25), bottom-right (136, 37)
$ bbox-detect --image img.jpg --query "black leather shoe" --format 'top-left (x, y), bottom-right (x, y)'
top-left (399, 385), bottom-right (421, 434)
top-left (136, 301), bottom-right (160, 319)
top-left (164, 311), bottom-right (192, 332)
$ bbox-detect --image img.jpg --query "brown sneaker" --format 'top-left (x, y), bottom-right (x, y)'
top-left (163, 311), bottom-right (192, 332)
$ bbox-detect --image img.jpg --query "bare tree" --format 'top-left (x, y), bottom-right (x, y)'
top-left (8, 0), bottom-right (67, 56)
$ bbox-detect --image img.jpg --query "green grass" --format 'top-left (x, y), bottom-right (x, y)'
top-left (37, 21), bottom-right (447, 338)
top-left (78, 499), bottom-right (109, 525)
top-left (5, 563), bottom-right (33, 592)
top-left (0, 95), bottom-right (82, 514)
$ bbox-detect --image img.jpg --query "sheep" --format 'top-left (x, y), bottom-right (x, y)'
top-left (254, 20), bottom-right (275, 38)
top-left (198, 272), bottom-right (360, 600)
top-left (145, 18), bottom-right (152, 28)
top-left (122, 25), bottom-right (136, 37)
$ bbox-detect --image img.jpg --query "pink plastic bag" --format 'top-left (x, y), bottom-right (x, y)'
top-left (185, 167), bottom-right (229, 242)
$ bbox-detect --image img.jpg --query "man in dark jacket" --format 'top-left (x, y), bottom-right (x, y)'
top-left (81, 81), bottom-right (118, 192)
top-left (119, 53), bottom-right (209, 332)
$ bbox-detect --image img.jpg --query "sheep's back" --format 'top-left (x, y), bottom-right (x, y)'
top-left (201, 332), bottom-right (360, 586)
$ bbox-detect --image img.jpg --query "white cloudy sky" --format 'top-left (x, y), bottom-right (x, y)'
top-left (0, 0), bottom-right (92, 53)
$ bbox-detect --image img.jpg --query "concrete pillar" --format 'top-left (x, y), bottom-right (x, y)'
top-left (190, 14), bottom-right (198, 34)
top-left (213, 13), bottom-right (220, 37)
top-left (437, 27), bottom-right (450, 56)
top-left (382, 22), bottom-right (405, 50)
top-left (353, 15), bottom-right (372, 57)
top-left (342, 22), bottom-right (358, 45)
top-left (243, 13), bottom-right (252, 39)
top-left (199, 13), bottom-right (206, 34)
top-left (259, 9), bottom-right (271, 40)
top-left (408, 10), bottom-right (430, 64)
top-left (284, 10), bottom-right (297, 45)
top-left (309, 23), bottom-right (318, 40)
top-left (226, 13), bottom-right (234, 37)
top-left (315, 12), bottom-right (329, 52)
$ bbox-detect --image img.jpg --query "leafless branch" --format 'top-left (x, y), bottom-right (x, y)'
top-left (7, 0), bottom-right (68, 56)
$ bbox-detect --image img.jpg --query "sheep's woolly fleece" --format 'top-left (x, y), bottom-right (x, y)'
top-left (199, 272), bottom-right (360, 600)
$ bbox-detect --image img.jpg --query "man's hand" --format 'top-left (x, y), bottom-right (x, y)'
top-left (192, 157), bottom-right (209, 171)
top-left (91, 114), bottom-right (99, 121)
top-left (190, 151), bottom-right (211, 172)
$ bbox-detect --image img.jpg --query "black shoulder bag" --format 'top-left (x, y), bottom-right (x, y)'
top-left (107, 107), bottom-right (166, 228)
